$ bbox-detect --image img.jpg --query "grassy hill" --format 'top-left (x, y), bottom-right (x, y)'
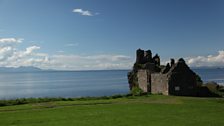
top-left (0, 95), bottom-right (223, 126)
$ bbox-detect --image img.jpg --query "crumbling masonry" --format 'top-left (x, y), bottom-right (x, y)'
top-left (128, 49), bottom-right (202, 96)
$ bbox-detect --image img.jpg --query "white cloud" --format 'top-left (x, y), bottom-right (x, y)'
top-left (72, 8), bottom-right (94, 16)
top-left (0, 38), bottom-right (133, 70)
top-left (0, 38), bottom-right (23, 44)
top-left (3, 38), bottom-right (224, 70)
top-left (0, 46), bottom-right (14, 61)
top-left (24, 46), bottom-right (40, 55)
top-left (0, 38), bottom-right (49, 68)
top-left (186, 50), bottom-right (224, 67)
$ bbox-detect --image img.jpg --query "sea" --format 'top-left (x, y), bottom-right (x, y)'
top-left (0, 69), bottom-right (223, 99)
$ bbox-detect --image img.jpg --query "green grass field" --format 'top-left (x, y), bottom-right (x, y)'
top-left (0, 95), bottom-right (223, 126)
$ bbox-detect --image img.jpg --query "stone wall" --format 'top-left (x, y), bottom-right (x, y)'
top-left (128, 49), bottom-right (205, 97)
top-left (167, 59), bottom-right (198, 96)
top-left (151, 73), bottom-right (169, 95)
top-left (137, 70), bottom-right (149, 92)
top-left (168, 73), bottom-right (197, 96)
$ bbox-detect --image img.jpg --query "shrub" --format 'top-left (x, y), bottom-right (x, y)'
top-left (111, 94), bottom-right (123, 99)
top-left (131, 87), bottom-right (143, 96)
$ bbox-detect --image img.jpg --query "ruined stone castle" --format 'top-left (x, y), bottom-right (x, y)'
top-left (128, 49), bottom-right (202, 96)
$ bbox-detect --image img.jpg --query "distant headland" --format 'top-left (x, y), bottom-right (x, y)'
top-left (0, 66), bottom-right (42, 72)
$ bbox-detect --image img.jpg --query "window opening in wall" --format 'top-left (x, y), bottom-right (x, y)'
top-left (175, 86), bottom-right (180, 91)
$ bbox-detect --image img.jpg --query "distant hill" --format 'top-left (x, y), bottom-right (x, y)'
top-left (191, 66), bottom-right (224, 70)
top-left (0, 66), bottom-right (42, 72)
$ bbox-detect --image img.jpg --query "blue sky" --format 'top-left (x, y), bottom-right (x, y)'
top-left (0, 0), bottom-right (224, 70)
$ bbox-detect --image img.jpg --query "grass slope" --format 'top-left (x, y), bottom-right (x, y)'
top-left (0, 95), bottom-right (223, 126)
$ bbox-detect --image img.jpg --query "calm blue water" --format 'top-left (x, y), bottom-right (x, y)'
top-left (0, 70), bottom-right (129, 99)
top-left (0, 69), bottom-right (223, 99)
top-left (193, 68), bottom-right (224, 85)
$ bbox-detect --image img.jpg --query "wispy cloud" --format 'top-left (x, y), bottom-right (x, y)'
top-left (0, 38), bottom-right (23, 44)
top-left (57, 50), bottom-right (64, 53)
top-left (65, 43), bottom-right (79, 47)
top-left (49, 54), bottom-right (133, 70)
top-left (186, 50), bottom-right (224, 67)
top-left (72, 8), bottom-right (94, 16)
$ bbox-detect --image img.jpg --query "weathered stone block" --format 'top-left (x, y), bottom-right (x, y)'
top-left (137, 70), bottom-right (149, 92)
top-left (151, 74), bottom-right (169, 95)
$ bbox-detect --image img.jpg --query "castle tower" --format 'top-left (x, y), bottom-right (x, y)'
top-left (136, 49), bottom-right (144, 64)
top-left (145, 50), bottom-right (152, 63)
top-left (153, 54), bottom-right (160, 66)
top-left (171, 59), bottom-right (175, 67)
